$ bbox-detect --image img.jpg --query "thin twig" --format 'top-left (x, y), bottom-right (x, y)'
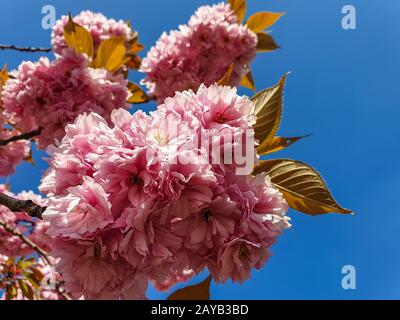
top-left (0, 219), bottom-right (72, 300)
top-left (0, 128), bottom-right (42, 146)
top-left (0, 44), bottom-right (52, 53)
top-left (0, 192), bottom-right (46, 219)
top-left (0, 218), bottom-right (51, 265)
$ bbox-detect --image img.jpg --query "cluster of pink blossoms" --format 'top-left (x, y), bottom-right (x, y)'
top-left (0, 185), bottom-right (65, 300)
top-left (1, 50), bottom-right (129, 149)
top-left (0, 122), bottom-right (30, 177)
top-left (40, 84), bottom-right (290, 299)
top-left (0, 185), bottom-right (51, 257)
top-left (0, 74), bottom-right (30, 177)
top-left (140, 2), bottom-right (257, 102)
top-left (51, 10), bottom-right (135, 57)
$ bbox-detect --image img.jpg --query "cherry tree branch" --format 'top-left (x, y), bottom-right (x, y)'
top-left (0, 218), bottom-right (51, 264)
top-left (0, 128), bottom-right (42, 146)
top-left (0, 44), bottom-right (52, 53)
top-left (0, 218), bottom-right (72, 300)
top-left (0, 192), bottom-right (46, 219)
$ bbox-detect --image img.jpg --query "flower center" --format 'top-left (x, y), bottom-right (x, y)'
top-left (94, 242), bottom-right (101, 258)
top-left (36, 97), bottom-right (46, 105)
top-left (154, 131), bottom-right (169, 145)
top-left (201, 207), bottom-right (212, 221)
top-left (214, 112), bottom-right (228, 124)
top-left (239, 244), bottom-right (251, 263)
top-left (130, 175), bottom-right (143, 186)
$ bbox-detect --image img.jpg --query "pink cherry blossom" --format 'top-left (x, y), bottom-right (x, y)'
top-left (43, 177), bottom-right (113, 239)
top-left (94, 148), bottom-right (160, 215)
top-left (118, 204), bottom-right (182, 271)
top-left (51, 239), bottom-right (125, 299)
top-left (0, 127), bottom-right (30, 177)
top-left (0, 186), bottom-right (51, 257)
top-left (172, 195), bottom-right (240, 250)
top-left (140, 2), bottom-right (257, 102)
top-left (158, 84), bottom-right (257, 175)
top-left (111, 109), bottom-right (151, 149)
top-left (226, 173), bottom-right (290, 245)
top-left (210, 238), bottom-right (270, 284)
top-left (1, 50), bottom-right (129, 149)
top-left (40, 84), bottom-right (290, 299)
top-left (0, 97), bottom-right (30, 177)
top-left (158, 84), bottom-right (256, 130)
top-left (39, 112), bottom-right (122, 197)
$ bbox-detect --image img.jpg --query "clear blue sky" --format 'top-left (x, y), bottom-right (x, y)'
top-left (1, 0), bottom-right (399, 299)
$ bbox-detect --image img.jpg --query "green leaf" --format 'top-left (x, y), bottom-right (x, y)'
top-left (253, 159), bottom-right (352, 215)
top-left (17, 257), bottom-right (36, 270)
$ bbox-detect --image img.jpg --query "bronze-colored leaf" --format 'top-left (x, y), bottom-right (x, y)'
top-left (228, 0), bottom-right (246, 23)
top-left (0, 64), bottom-right (9, 106)
top-left (18, 280), bottom-right (34, 300)
top-left (127, 82), bottom-right (151, 104)
top-left (6, 284), bottom-right (18, 300)
top-left (128, 39), bottom-right (144, 54)
top-left (240, 69), bottom-right (256, 91)
top-left (25, 273), bottom-right (41, 290)
top-left (168, 275), bottom-right (212, 300)
top-left (252, 74), bottom-right (287, 151)
top-left (253, 159), bottom-right (352, 215)
top-left (246, 12), bottom-right (284, 33)
top-left (257, 135), bottom-right (309, 155)
top-left (256, 32), bottom-right (280, 52)
top-left (28, 266), bottom-right (45, 283)
top-left (92, 36), bottom-right (127, 72)
top-left (124, 33), bottom-right (143, 70)
top-left (63, 14), bottom-right (94, 58)
top-left (126, 54), bottom-right (142, 70)
top-left (5, 256), bottom-right (15, 265)
top-left (217, 64), bottom-right (234, 86)
top-left (0, 64), bottom-right (9, 84)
